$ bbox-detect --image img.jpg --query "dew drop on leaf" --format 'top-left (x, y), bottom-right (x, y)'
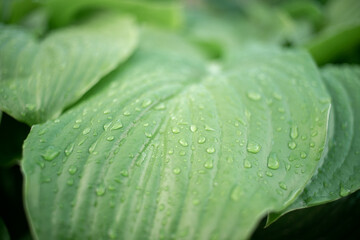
top-left (106, 136), bottom-right (115, 141)
top-left (172, 127), bottom-right (180, 134)
top-left (247, 142), bottom-right (261, 153)
top-left (243, 159), bottom-right (252, 168)
top-left (96, 184), bottom-right (106, 196)
top-left (111, 121), bottom-right (123, 130)
top-left (121, 170), bottom-right (129, 177)
top-left (41, 147), bottom-right (60, 161)
top-left (288, 141), bottom-right (297, 150)
top-left (339, 185), bottom-right (351, 197)
top-left (204, 160), bottom-right (213, 169)
top-left (68, 166), bottom-right (78, 175)
top-left (198, 136), bottom-right (206, 144)
top-left (267, 152), bottom-right (280, 170)
top-left (179, 139), bottom-right (188, 147)
top-left (190, 125), bottom-right (197, 132)
top-left (64, 143), bottom-right (74, 156)
top-left (142, 99), bottom-right (152, 108)
top-left (206, 147), bottom-right (215, 154)
top-left (82, 128), bottom-right (91, 135)
top-left (290, 125), bottom-right (298, 139)
top-left (279, 182), bottom-right (287, 190)
top-left (300, 152), bottom-right (307, 159)
top-left (247, 91), bottom-right (261, 101)
top-left (173, 168), bottom-right (181, 175)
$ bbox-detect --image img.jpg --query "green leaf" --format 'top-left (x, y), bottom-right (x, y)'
top-left (42, 0), bottom-right (183, 29)
top-left (306, 0), bottom-right (360, 64)
top-left (267, 65), bottom-right (360, 225)
top-left (22, 30), bottom-right (331, 240)
top-left (0, 14), bottom-right (137, 125)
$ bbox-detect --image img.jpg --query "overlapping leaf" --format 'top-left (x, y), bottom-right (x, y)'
top-left (22, 29), bottom-right (331, 240)
top-left (267, 65), bottom-right (360, 224)
top-left (42, 0), bottom-right (182, 29)
top-left (0, 14), bottom-right (137, 125)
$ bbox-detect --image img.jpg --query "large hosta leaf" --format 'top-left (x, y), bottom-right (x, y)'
top-left (22, 30), bottom-right (331, 240)
top-left (0, 14), bottom-right (137, 125)
top-left (267, 65), bottom-right (360, 224)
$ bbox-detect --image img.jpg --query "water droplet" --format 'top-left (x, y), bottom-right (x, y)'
top-left (67, 178), bottom-right (74, 186)
top-left (290, 125), bottom-right (298, 139)
top-left (96, 184), bottom-right (106, 196)
top-left (121, 170), bottom-right (129, 177)
top-left (179, 151), bottom-right (186, 156)
top-left (266, 171), bottom-right (273, 177)
top-left (103, 109), bottom-right (111, 114)
top-left (198, 136), bottom-right (206, 144)
top-left (41, 147), bottom-right (60, 161)
top-left (173, 168), bottom-right (181, 175)
top-left (243, 159), bottom-right (252, 168)
top-left (155, 103), bottom-right (166, 110)
top-left (206, 147), bottom-right (215, 154)
top-left (288, 141), bottom-right (297, 150)
top-left (68, 166), bottom-right (78, 175)
top-left (178, 139), bottom-right (188, 147)
top-left (106, 136), bottom-right (115, 141)
top-left (111, 121), bottom-right (123, 130)
top-left (311, 130), bottom-right (318, 137)
top-left (267, 152), bottom-right (280, 170)
top-left (276, 127), bottom-right (282, 132)
top-left (103, 122), bottom-right (112, 131)
top-left (339, 185), bottom-right (350, 197)
top-left (145, 132), bottom-right (152, 138)
top-left (65, 143), bottom-right (74, 156)
top-left (204, 160), bottom-right (213, 169)
top-left (231, 186), bottom-right (242, 201)
top-left (172, 127), bottom-right (180, 134)
top-left (190, 125), bottom-right (197, 132)
top-left (300, 152), bottom-right (307, 159)
top-left (142, 99), bottom-right (152, 108)
top-left (205, 125), bottom-right (214, 131)
top-left (123, 111), bottom-right (131, 116)
top-left (82, 128), bottom-right (91, 135)
top-left (89, 141), bottom-right (98, 154)
top-left (168, 149), bottom-right (174, 155)
top-left (309, 142), bottom-right (315, 148)
top-left (279, 182), bottom-right (287, 190)
top-left (247, 91), bottom-right (261, 101)
top-left (247, 142), bottom-right (261, 154)
top-left (286, 164), bottom-right (291, 171)
top-left (73, 124), bottom-right (80, 129)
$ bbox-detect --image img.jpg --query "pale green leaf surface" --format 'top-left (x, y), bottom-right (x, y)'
top-left (22, 30), bottom-right (331, 240)
top-left (267, 65), bottom-right (360, 225)
top-left (0, 14), bottom-right (137, 125)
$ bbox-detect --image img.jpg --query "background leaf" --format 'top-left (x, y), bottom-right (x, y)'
top-left (42, 0), bottom-right (183, 29)
top-left (0, 14), bottom-right (137, 125)
top-left (267, 65), bottom-right (360, 224)
top-left (22, 28), bottom-right (331, 240)
top-left (306, 0), bottom-right (360, 64)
